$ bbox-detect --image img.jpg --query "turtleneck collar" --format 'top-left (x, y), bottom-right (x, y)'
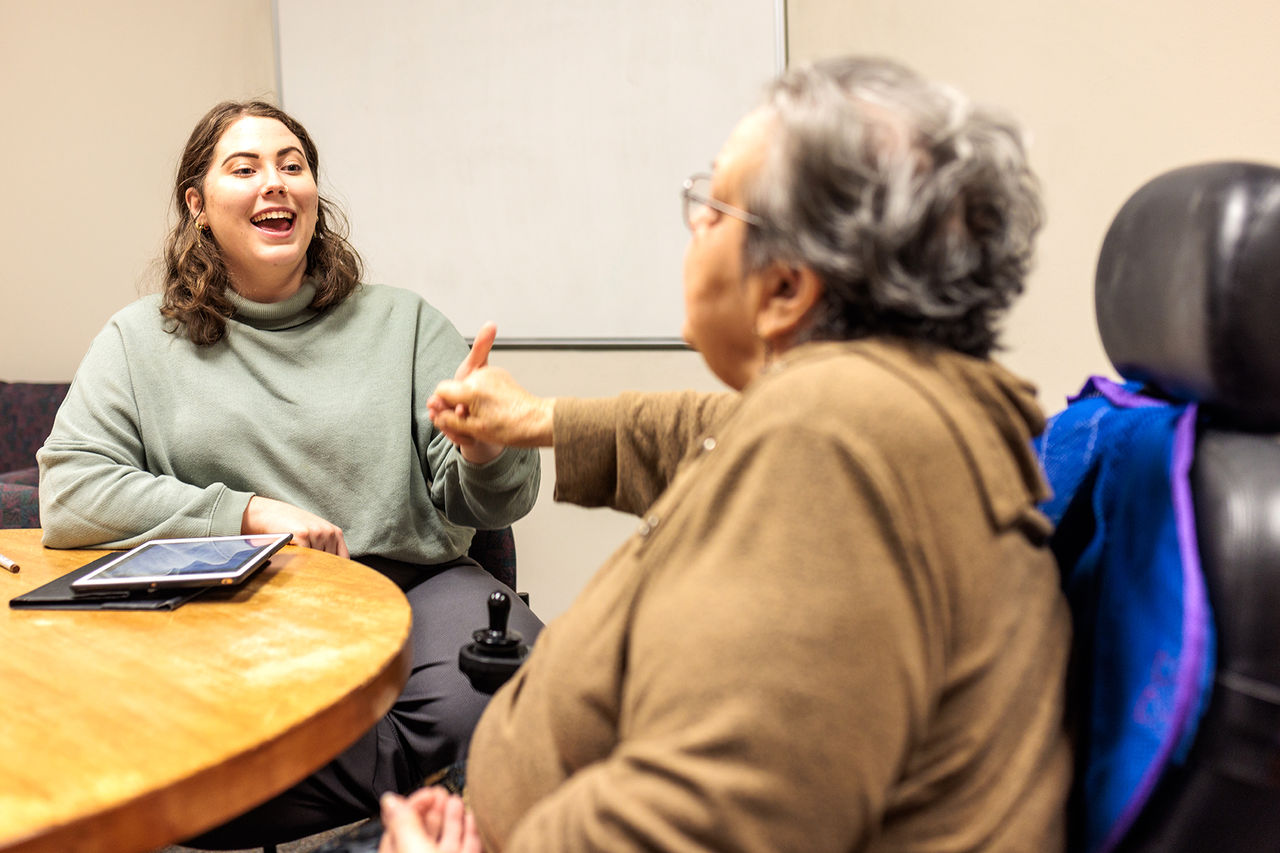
top-left (225, 280), bottom-right (320, 330)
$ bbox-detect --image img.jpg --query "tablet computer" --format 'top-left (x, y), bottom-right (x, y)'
top-left (69, 533), bottom-right (293, 594)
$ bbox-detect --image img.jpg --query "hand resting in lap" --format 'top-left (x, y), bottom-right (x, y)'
top-left (378, 788), bottom-right (480, 853)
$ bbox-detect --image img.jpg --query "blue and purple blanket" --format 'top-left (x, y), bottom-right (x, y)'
top-left (1035, 377), bottom-right (1216, 853)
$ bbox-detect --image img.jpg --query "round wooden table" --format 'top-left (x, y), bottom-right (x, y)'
top-left (0, 529), bottom-right (412, 853)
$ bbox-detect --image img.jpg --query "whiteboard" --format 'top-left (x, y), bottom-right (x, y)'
top-left (275, 0), bottom-right (783, 345)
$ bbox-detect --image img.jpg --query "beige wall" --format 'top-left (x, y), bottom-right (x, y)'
top-left (1, 0), bottom-right (278, 381)
top-left (6, 1), bottom-right (1278, 619)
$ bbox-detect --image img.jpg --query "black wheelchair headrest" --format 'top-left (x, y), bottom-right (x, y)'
top-left (1096, 161), bottom-right (1280, 429)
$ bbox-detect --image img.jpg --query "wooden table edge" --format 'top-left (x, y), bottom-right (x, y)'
top-left (5, 638), bottom-right (410, 853)
top-left (0, 531), bottom-right (414, 853)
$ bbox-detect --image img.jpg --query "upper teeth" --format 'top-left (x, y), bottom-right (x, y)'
top-left (252, 211), bottom-right (293, 223)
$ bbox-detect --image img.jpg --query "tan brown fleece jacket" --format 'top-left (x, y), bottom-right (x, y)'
top-left (467, 338), bottom-right (1071, 852)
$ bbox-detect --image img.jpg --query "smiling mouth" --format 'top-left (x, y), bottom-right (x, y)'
top-left (251, 210), bottom-right (295, 233)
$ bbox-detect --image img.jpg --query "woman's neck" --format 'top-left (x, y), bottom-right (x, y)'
top-left (229, 266), bottom-right (306, 304)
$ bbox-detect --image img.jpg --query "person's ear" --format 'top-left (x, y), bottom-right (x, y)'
top-left (755, 263), bottom-right (823, 348)
top-left (184, 187), bottom-right (203, 222)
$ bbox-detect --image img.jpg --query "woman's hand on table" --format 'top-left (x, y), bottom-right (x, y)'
top-left (429, 324), bottom-right (555, 451)
top-left (242, 496), bottom-right (349, 558)
top-left (379, 788), bottom-right (481, 853)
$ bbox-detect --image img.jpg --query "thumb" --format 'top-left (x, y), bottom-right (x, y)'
top-left (457, 322), bottom-right (498, 380)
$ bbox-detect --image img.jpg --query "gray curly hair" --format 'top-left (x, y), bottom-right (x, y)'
top-left (742, 57), bottom-right (1042, 358)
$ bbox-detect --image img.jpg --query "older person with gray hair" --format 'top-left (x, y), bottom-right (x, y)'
top-left (383, 55), bottom-right (1070, 853)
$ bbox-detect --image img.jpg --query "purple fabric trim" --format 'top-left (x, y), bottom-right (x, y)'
top-left (1065, 376), bottom-right (1108, 404)
top-left (1073, 375), bottom-right (1166, 410)
top-left (1102, 403), bottom-right (1208, 852)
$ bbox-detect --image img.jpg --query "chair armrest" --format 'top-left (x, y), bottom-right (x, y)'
top-left (0, 466), bottom-right (39, 487)
top-left (0, 483), bottom-right (41, 529)
top-left (467, 527), bottom-right (517, 591)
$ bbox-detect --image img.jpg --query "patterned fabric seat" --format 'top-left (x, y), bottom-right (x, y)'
top-left (0, 381), bottom-right (69, 529)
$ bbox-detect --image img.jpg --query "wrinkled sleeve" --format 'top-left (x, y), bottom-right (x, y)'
top-left (415, 307), bottom-right (540, 530)
top-left (36, 324), bottom-right (251, 548)
top-left (499, 425), bottom-right (940, 852)
top-left (552, 391), bottom-right (738, 516)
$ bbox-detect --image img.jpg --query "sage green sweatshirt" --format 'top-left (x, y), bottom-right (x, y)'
top-left (37, 282), bottom-right (539, 564)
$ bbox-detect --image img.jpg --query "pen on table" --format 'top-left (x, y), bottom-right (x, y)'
top-left (0, 552), bottom-right (20, 574)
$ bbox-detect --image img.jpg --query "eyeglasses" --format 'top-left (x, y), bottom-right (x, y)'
top-left (681, 173), bottom-right (764, 230)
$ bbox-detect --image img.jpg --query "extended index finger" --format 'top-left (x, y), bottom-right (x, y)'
top-left (456, 322), bottom-right (498, 380)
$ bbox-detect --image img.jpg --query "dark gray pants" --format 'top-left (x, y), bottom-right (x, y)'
top-left (186, 557), bottom-right (542, 849)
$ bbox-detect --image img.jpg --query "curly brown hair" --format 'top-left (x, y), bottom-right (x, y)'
top-left (161, 100), bottom-right (363, 345)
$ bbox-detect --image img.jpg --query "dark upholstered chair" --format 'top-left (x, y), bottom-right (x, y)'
top-left (0, 381), bottom-right (517, 588)
top-left (1039, 162), bottom-right (1280, 852)
top-left (0, 381), bottom-right (69, 528)
top-left (464, 524), bottom-right (517, 591)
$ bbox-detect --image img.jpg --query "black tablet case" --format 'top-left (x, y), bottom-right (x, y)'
top-left (8, 554), bottom-right (209, 611)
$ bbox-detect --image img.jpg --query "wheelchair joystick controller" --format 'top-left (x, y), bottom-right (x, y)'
top-left (459, 590), bottom-right (530, 695)
top-left (308, 592), bottom-right (530, 852)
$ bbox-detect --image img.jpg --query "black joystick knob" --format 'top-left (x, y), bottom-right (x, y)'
top-left (459, 591), bottom-right (530, 694)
